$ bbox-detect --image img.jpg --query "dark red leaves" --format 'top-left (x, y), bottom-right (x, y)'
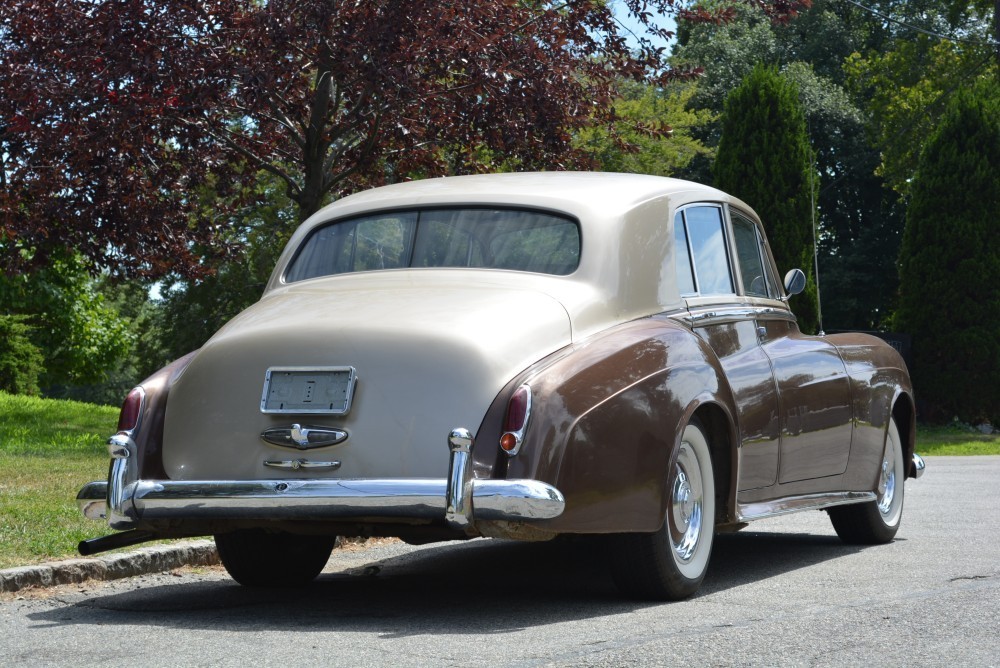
top-left (0, 0), bottom-right (792, 279)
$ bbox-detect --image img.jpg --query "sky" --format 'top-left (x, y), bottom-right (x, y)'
top-left (611, 0), bottom-right (679, 52)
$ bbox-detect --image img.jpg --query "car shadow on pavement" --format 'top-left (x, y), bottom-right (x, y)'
top-left (26, 528), bottom-right (868, 636)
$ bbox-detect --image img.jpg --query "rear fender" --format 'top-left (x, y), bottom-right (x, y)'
top-left (131, 351), bottom-right (199, 480)
top-left (501, 317), bottom-right (737, 533)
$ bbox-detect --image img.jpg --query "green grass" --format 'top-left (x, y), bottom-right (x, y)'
top-left (1, 390), bottom-right (998, 568)
top-left (915, 424), bottom-right (1000, 456)
top-left (0, 391), bottom-right (120, 569)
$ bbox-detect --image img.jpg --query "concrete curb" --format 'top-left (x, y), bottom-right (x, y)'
top-left (0, 540), bottom-right (220, 594)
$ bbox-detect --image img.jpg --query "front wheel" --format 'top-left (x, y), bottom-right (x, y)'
top-left (610, 419), bottom-right (716, 600)
top-left (829, 417), bottom-right (905, 544)
top-left (215, 529), bottom-right (336, 587)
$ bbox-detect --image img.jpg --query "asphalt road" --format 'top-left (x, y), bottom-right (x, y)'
top-left (2, 456), bottom-right (998, 667)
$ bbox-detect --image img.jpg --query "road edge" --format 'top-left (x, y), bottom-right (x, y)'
top-left (0, 541), bottom-right (220, 594)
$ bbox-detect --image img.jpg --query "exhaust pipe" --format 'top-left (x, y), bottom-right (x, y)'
top-left (78, 530), bottom-right (159, 556)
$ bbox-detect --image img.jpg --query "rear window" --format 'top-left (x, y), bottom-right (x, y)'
top-left (284, 208), bottom-right (581, 282)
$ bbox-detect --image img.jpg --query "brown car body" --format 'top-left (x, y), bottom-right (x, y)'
top-left (77, 172), bottom-right (922, 598)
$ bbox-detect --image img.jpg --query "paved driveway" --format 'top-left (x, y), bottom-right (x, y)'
top-left (2, 456), bottom-right (998, 667)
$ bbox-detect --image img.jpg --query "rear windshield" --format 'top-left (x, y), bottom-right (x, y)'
top-left (284, 207), bottom-right (581, 283)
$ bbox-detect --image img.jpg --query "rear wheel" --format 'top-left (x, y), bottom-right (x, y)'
top-left (215, 529), bottom-right (336, 587)
top-left (829, 417), bottom-right (905, 544)
top-left (610, 419), bottom-right (716, 600)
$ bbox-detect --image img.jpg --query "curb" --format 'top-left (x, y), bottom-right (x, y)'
top-left (0, 540), bottom-right (220, 594)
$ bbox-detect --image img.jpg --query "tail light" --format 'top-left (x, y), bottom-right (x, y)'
top-left (499, 384), bottom-right (532, 456)
top-left (117, 387), bottom-right (145, 433)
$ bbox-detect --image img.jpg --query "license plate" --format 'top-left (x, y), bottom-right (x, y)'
top-left (260, 367), bottom-right (357, 415)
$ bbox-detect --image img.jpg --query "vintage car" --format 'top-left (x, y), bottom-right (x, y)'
top-left (77, 172), bottom-right (925, 600)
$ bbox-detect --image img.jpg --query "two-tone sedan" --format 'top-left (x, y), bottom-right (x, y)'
top-left (77, 172), bottom-right (924, 600)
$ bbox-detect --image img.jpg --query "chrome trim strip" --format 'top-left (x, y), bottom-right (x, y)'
top-left (683, 305), bottom-right (795, 328)
top-left (261, 424), bottom-right (349, 449)
top-left (912, 453), bottom-right (926, 479)
top-left (737, 491), bottom-right (876, 522)
top-left (263, 459), bottom-right (342, 471)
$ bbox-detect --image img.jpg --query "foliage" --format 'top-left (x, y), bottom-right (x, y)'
top-left (712, 64), bottom-right (819, 331)
top-left (0, 251), bottom-right (133, 390)
top-left (0, 315), bottom-right (44, 395)
top-left (845, 39), bottom-right (997, 197)
top-left (0, 0), bottom-right (809, 280)
top-left (575, 81), bottom-right (715, 176)
top-left (894, 81), bottom-right (1000, 424)
top-left (671, 1), bottom-right (906, 330)
top-left (0, 390), bottom-right (120, 567)
top-left (155, 170), bottom-right (300, 361)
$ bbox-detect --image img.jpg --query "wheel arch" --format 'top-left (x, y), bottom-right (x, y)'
top-left (892, 390), bottom-right (918, 479)
top-left (689, 401), bottom-right (739, 527)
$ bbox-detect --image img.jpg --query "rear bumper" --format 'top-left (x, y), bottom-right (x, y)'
top-left (77, 477), bottom-right (564, 525)
top-left (77, 427), bottom-right (564, 534)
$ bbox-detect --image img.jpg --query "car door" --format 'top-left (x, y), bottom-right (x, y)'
top-left (729, 208), bottom-right (855, 484)
top-left (675, 205), bottom-right (781, 491)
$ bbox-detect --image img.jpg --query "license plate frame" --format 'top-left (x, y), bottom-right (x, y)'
top-left (259, 366), bottom-right (358, 415)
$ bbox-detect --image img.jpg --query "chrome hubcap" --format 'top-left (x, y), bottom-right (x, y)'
top-left (878, 456), bottom-right (895, 515)
top-left (670, 444), bottom-right (703, 563)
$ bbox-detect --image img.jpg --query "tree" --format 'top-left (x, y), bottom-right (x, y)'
top-left (712, 64), bottom-right (819, 331)
top-left (156, 170), bottom-right (300, 361)
top-left (575, 81), bottom-right (715, 177)
top-left (0, 315), bottom-right (45, 395)
top-left (0, 0), bottom-right (812, 280)
top-left (846, 40), bottom-right (997, 197)
top-left (671, 0), bottom-right (994, 331)
top-left (894, 82), bottom-right (1000, 424)
top-left (0, 251), bottom-right (133, 389)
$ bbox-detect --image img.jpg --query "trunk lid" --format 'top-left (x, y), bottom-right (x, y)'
top-left (162, 272), bottom-right (572, 480)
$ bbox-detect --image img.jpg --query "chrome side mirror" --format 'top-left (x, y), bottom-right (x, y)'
top-left (783, 268), bottom-right (806, 296)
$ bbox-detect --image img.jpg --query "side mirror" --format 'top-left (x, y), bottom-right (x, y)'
top-left (783, 268), bottom-right (806, 296)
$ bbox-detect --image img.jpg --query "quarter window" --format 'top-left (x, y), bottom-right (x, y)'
top-left (674, 206), bottom-right (734, 296)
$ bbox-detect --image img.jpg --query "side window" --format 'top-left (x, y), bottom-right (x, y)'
top-left (674, 212), bottom-right (696, 295)
top-left (675, 206), bottom-right (734, 296)
top-left (731, 213), bottom-right (776, 298)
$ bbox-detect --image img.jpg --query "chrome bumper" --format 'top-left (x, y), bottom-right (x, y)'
top-left (76, 477), bottom-right (564, 524)
top-left (77, 428), bottom-right (565, 533)
top-left (912, 452), bottom-right (926, 479)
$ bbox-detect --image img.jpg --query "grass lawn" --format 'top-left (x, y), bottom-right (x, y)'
top-left (0, 391), bottom-right (119, 569)
top-left (914, 424), bottom-right (1000, 456)
top-left (1, 390), bottom-right (997, 568)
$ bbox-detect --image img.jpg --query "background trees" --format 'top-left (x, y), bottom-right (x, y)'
top-left (2, 0), bottom-right (995, 422)
top-left (2, 0), bottom-right (804, 279)
top-left (712, 64), bottom-right (819, 332)
top-left (895, 82), bottom-right (1000, 423)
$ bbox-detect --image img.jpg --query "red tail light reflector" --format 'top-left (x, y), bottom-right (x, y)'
top-left (117, 387), bottom-right (145, 432)
top-left (500, 385), bottom-right (532, 456)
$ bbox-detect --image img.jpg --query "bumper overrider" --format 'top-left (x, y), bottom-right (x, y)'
top-left (76, 428), bottom-right (565, 555)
